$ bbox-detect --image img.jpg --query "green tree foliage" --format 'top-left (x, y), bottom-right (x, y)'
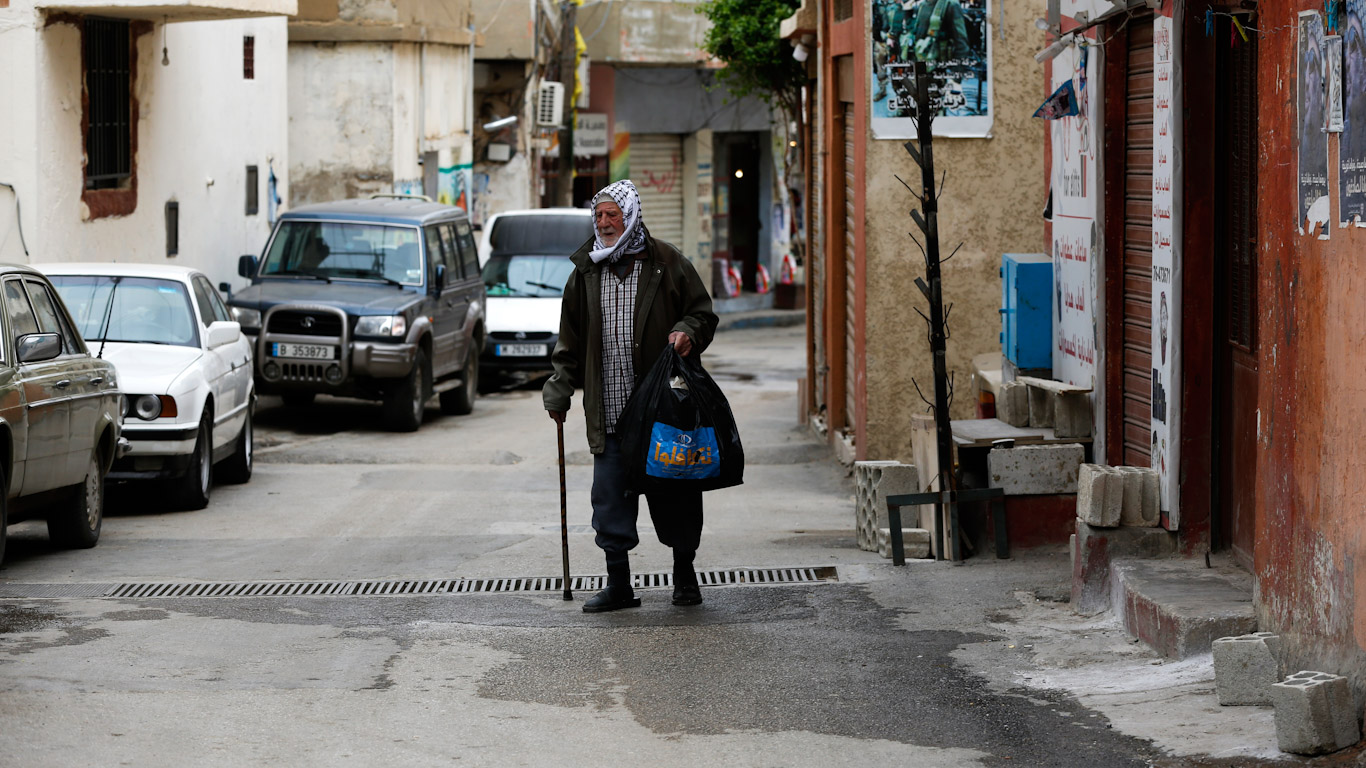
top-left (696, 0), bottom-right (805, 118)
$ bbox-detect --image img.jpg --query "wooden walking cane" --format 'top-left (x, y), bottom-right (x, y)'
top-left (556, 419), bottom-right (572, 601)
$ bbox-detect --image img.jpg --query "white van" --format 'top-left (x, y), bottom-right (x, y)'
top-left (478, 208), bottom-right (593, 383)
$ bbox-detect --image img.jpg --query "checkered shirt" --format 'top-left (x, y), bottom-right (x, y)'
top-left (600, 260), bottom-right (640, 433)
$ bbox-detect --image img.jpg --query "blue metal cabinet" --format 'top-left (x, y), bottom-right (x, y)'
top-left (1000, 253), bottom-right (1052, 370)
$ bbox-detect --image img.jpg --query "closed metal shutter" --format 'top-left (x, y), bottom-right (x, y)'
top-left (1120, 15), bottom-right (1155, 467)
top-left (843, 104), bottom-right (857, 434)
top-left (632, 134), bottom-right (685, 248)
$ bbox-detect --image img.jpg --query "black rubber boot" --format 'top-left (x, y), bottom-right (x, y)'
top-left (583, 560), bottom-right (641, 613)
top-left (672, 549), bottom-right (702, 606)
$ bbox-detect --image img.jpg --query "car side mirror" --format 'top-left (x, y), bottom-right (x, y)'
top-left (434, 263), bottom-right (446, 292)
top-left (17, 333), bottom-right (62, 364)
top-left (238, 255), bottom-right (259, 279)
top-left (206, 321), bottom-right (242, 348)
top-left (218, 281), bottom-right (233, 300)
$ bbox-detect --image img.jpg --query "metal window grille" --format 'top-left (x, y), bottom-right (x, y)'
top-left (84, 17), bottom-right (131, 190)
top-left (834, 0), bottom-right (852, 21)
top-left (246, 165), bottom-right (259, 215)
top-left (243, 36), bottom-right (255, 79)
top-left (165, 201), bottom-right (179, 257)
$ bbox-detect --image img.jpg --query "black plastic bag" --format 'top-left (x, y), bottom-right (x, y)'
top-left (615, 346), bottom-right (744, 493)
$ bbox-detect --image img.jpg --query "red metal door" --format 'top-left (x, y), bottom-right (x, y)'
top-left (1214, 19), bottom-right (1258, 568)
top-left (1106, 14), bottom-right (1156, 467)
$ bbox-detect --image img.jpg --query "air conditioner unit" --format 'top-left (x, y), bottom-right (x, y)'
top-left (537, 81), bottom-right (565, 127)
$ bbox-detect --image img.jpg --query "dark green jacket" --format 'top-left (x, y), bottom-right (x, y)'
top-left (543, 231), bottom-right (718, 454)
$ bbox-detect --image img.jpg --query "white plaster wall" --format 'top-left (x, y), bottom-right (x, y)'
top-left (0, 5), bottom-right (42, 265)
top-left (288, 41), bottom-right (396, 205)
top-left (472, 152), bottom-right (533, 226)
top-left (12, 14), bottom-right (288, 291)
top-left (391, 42), bottom-right (473, 192)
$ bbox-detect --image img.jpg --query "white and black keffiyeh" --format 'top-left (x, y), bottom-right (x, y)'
top-left (589, 180), bottom-right (648, 264)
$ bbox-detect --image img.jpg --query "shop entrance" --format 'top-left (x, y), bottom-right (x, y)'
top-left (713, 133), bottom-right (763, 291)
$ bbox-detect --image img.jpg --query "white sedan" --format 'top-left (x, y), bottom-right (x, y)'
top-left (40, 264), bottom-right (254, 510)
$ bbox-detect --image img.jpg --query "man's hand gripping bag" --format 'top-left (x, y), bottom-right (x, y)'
top-left (615, 347), bottom-right (744, 492)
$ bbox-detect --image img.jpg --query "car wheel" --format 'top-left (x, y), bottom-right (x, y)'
top-left (217, 402), bottom-right (253, 485)
top-left (282, 393), bottom-right (315, 408)
top-left (48, 450), bottom-right (103, 549)
top-left (440, 350), bottom-right (478, 416)
top-left (171, 412), bottom-right (213, 511)
top-left (383, 347), bottom-right (428, 432)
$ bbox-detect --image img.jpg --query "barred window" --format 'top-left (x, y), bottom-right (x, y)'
top-left (243, 36), bottom-right (255, 79)
top-left (84, 17), bottom-right (131, 190)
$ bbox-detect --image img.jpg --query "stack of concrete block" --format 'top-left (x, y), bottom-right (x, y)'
top-left (986, 443), bottom-right (1084, 495)
top-left (1001, 377), bottom-right (1093, 438)
top-left (854, 461), bottom-right (921, 555)
top-left (1213, 632), bottom-right (1282, 706)
top-left (1271, 671), bottom-right (1362, 755)
top-left (1052, 392), bottom-right (1094, 439)
top-left (1076, 464), bottom-right (1159, 528)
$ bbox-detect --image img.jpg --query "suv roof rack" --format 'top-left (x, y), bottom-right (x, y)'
top-left (368, 193), bottom-right (433, 202)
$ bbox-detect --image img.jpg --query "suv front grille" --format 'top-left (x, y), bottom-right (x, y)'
top-left (490, 331), bottom-right (553, 341)
top-left (269, 310), bottom-right (343, 337)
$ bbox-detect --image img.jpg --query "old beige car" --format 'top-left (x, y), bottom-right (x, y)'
top-left (0, 265), bottom-right (124, 563)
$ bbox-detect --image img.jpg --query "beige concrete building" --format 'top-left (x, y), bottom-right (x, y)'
top-left (287, 0), bottom-right (479, 207)
top-left (0, 0), bottom-right (294, 287)
top-left (784, 0), bottom-right (1047, 461)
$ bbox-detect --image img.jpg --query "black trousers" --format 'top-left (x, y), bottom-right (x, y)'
top-left (592, 435), bottom-right (703, 565)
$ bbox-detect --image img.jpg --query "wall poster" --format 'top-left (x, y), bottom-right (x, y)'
top-left (1151, 5), bottom-right (1182, 526)
top-left (1299, 11), bottom-right (1331, 237)
top-left (1327, 35), bottom-right (1344, 133)
top-left (1049, 34), bottom-right (1100, 389)
top-left (870, 0), bottom-right (993, 138)
top-left (1341, 0), bottom-right (1366, 224)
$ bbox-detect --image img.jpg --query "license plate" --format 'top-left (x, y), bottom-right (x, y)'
top-left (271, 343), bottom-right (336, 360)
top-left (496, 343), bottom-right (547, 357)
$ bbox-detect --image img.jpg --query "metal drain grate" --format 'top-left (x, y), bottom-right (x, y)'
top-left (90, 567), bottom-right (838, 600)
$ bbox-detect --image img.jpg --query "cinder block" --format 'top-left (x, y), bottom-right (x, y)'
top-left (1140, 469), bottom-right (1160, 526)
top-left (1052, 391), bottom-right (1094, 438)
top-left (1214, 633), bottom-right (1282, 706)
top-left (1116, 467), bottom-right (1145, 526)
top-left (1272, 670), bottom-right (1361, 755)
top-left (854, 462), bottom-right (919, 553)
top-left (987, 443), bottom-right (1084, 495)
top-left (1028, 385), bottom-right (1054, 428)
top-left (877, 527), bottom-right (931, 559)
top-left (1101, 467), bottom-right (1124, 527)
top-left (1076, 464), bottom-right (1109, 527)
top-left (997, 381), bottom-right (1030, 427)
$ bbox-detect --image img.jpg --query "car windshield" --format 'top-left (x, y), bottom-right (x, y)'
top-left (487, 215), bottom-right (593, 258)
top-left (261, 221), bottom-right (424, 285)
top-left (49, 275), bottom-right (199, 348)
top-left (482, 254), bottom-right (574, 298)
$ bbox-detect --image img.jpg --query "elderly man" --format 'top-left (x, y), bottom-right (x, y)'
top-left (544, 180), bottom-right (718, 613)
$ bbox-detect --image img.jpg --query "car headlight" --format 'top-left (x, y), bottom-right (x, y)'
top-left (126, 394), bottom-right (178, 421)
top-left (355, 315), bottom-right (407, 337)
top-left (232, 306), bottom-right (262, 330)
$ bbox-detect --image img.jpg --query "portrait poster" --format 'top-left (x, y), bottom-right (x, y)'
top-left (1327, 35), bottom-right (1344, 133)
top-left (1151, 6), bottom-right (1182, 525)
top-left (870, 0), bottom-right (993, 138)
top-left (1299, 11), bottom-right (1330, 237)
top-left (1340, 0), bottom-right (1366, 224)
top-left (1049, 37), bottom-right (1100, 388)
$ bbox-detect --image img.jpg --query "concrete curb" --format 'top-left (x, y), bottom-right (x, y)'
top-left (715, 309), bottom-right (806, 332)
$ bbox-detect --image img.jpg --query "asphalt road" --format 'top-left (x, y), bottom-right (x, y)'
top-left (0, 326), bottom-right (1295, 767)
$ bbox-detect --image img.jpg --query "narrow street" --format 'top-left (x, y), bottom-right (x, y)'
top-left (0, 327), bottom-right (1288, 767)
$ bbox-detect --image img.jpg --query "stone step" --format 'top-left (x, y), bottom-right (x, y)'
top-left (1111, 558), bottom-right (1258, 659)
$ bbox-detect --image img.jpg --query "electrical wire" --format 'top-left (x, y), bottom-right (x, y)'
top-left (580, 0), bottom-right (613, 42)
top-left (0, 182), bottom-right (29, 258)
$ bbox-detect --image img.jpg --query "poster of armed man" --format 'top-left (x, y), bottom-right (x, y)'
top-left (870, 0), bottom-right (993, 138)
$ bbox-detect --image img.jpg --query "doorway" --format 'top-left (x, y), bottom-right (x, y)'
top-left (1212, 14), bottom-right (1258, 568)
top-left (714, 133), bottom-right (763, 291)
